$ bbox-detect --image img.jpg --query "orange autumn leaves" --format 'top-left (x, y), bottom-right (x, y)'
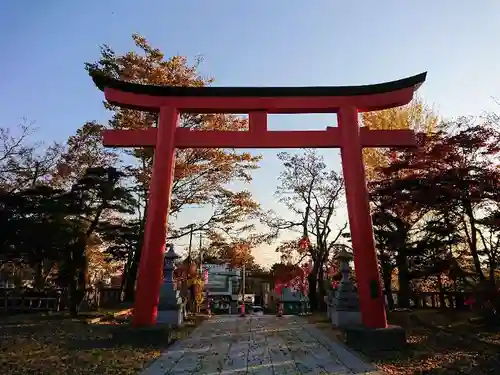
top-left (85, 34), bottom-right (262, 242)
top-left (218, 241), bottom-right (254, 268)
top-left (361, 97), bottom-right (439, 182)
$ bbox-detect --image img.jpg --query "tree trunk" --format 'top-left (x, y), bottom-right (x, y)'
top-left (378, 249), bottom-right (395, 309)
top-left (464, 201), bottom-right (486, 280)
top-left (68, 277), bottom-right (78, 316)
top-left (67, 239), bottom-right (88, 317)
top-left (381, 265), bottom-right (394, 310)
top-left (488, 258), bottom-right (497, 288)
top-left (123, 248), bottom-right (141, 302)
top-left (123, 210), bottom-right (147, 302)
top-left (67, 251), bottom-right (80, 317)
top-left (33, 261), bottom-right (44, 290)
top-left (308, 263), bottom-right (319, 311)
top-left (396, 251), bottom-right (411, 308)
top-left (317, 267), bottom-right (326, 311)
top-left (437, 274), bottom-right (447, 308)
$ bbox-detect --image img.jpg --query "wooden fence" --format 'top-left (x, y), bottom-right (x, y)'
top-left (0, 289), bottom-right (62, 313)
top-left (406, 291), bottom-right (472, 310)
top-left (0, 287), bottom-right (123, 314)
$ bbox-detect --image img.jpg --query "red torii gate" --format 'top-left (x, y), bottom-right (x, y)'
top-left (90, 71), bottom-right (426, 328)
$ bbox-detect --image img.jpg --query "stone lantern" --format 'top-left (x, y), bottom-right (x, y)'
top-left (157, 244), bottom-right (184, 327)
top-left (330, 248), bottom-right (361, 327)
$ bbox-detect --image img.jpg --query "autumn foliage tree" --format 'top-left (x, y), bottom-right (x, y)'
top-left (85, 34), bottom-right (262, 300)
top-left (362, 97), bottom-right (438, 182)
top-left (52, 121), bottom-right (118, 188)
top-left (370, 116), bottom-right (500, 309)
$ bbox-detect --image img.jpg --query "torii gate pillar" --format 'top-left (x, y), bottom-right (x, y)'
top-left (89, 71), bottom-right (426, 329)
top-left (338, 106), bottom-right (386, 325)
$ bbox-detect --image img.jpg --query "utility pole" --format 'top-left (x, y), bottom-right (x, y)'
top-left (198, 231), bottom-right (209, 315)
top-left (198, 232), bottom-right (203, 272)
top-left (240, 262), bottom-right (246, 317)
top-left (187, 225), bottom-right (194, 262)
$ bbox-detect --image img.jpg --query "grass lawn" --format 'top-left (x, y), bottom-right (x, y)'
top-left (0, 311), bottom-right (205, 375)
top-left (307, 310), bottom-right (500, 375)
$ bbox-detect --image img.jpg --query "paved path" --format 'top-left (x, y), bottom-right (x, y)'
top-left (142, 315), bottom-right (381, 375)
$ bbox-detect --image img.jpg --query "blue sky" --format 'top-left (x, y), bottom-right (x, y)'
top-left (1, 1), bottom-right (499, 266)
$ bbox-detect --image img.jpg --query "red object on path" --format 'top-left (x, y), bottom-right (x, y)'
top-left (240, 302), bottom-right (246, 317)
top-left (90, 71), bottom-right (426, 329)
top-left (277, 302), bottom-right (284, 317)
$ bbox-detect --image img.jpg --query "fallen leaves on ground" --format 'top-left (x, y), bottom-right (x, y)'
top-left (366, 310), bottom-right (500, 375)
top-left (307, 310), bottom-right (500, 374)
top-left (0, 312), bottom-right (205, 375)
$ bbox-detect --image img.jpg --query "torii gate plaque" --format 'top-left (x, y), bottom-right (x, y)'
top-left (90, 71), bottom-right (426, 328)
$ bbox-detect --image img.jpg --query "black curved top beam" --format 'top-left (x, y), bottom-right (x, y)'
top-left (89, 71), bottom-right (427, 98)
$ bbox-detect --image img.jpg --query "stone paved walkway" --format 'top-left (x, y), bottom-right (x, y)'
top-left (142, 315), bottom-right (381, 375)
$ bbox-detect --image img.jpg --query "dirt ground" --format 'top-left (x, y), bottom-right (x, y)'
top-left (307, 310), bottom-right (500, 375)
top-left (0, 311), bottom-right (205, 375)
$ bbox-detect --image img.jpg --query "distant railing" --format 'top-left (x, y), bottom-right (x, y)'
top-left (319, 290), bottom-right (474, 313)
top-left (93, 287), bottom-right (122, 307)
top-left (0, 289), bottom-right (61, 313)
top-left (408, 291), bottom-right (472, 310)
top-left (0, 286), bottom-right (124, 314)
top-left (385, 291), bottom-right (472, 310)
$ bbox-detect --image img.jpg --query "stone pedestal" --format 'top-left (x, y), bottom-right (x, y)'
top-left (331, 250), bottom-right (361, 328)
top-left (330, 249), bottom-right (407, 351)
top-left (157, 245), bottom-right (184, 327)
top-left (157, 286), bottom-right (183, 326)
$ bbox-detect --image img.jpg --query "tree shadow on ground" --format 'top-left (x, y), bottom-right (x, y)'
top-left (67, 324), bottom-right (175, 350)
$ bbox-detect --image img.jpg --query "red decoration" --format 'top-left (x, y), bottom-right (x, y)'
top-left (274, 282), bottom-right (283, 296)
top-left (464, 297), bottom-right (475, 306)
top-left (92, 71), bottom-right (425, 329)
top-left (327, 265), bottom-right (337, 277)
top-left (298, 236), bottom-right (311, 250)
top-left (300, 262), bottom-right (311, 297)
top-left (306, 260), bottom-right (313, 273)
top-left (203, 268), bottom-right (209, 284)
top-left (390, 150), bottom-right (397, 162)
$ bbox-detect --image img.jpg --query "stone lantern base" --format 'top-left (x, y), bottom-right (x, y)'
top-left (330, 249), bottom-right (362, 329)
top-left (331, 310), bottom-right (361, 327)
top-left (157, 285), bottom-right (184, 327)
top-left (330, 278), bottom-right (362, 328)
